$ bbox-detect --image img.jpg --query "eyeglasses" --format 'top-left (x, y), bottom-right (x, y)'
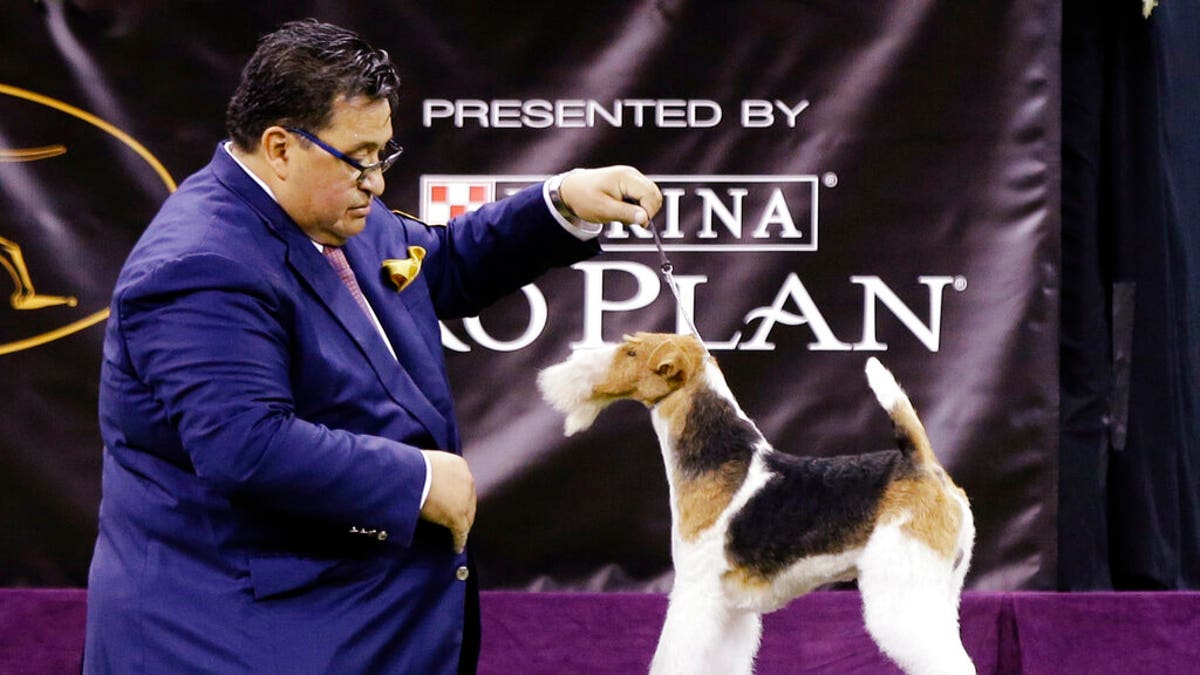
top-left (285, 127), bottom-right (403, 184)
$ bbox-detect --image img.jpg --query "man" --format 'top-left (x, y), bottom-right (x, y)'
top-left (83, 18), bottom-right (661, 674)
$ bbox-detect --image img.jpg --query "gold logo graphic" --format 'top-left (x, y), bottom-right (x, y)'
top-left (1, 234), bottom-right (78, 309)
top-left (0, 83), bottom-right (177, 355)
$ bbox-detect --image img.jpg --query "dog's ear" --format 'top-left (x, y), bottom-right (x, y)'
top-left (654, 345), bottom-right (685, 383)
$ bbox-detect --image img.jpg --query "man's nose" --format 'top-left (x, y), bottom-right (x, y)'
top-left (359, 169), bottom-right (385, 196)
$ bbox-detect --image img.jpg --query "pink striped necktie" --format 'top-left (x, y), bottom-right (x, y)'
top-left (323, 246), bottom-right (373, 319)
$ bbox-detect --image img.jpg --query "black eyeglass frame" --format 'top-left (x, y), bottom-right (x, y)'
top-left (285, 127), bottom-right (403, 183)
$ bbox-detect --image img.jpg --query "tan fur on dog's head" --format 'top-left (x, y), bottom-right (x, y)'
top-left (594, 333), bottom-right (707, 405)
top-left (538, 332), bottom-right (708, 435)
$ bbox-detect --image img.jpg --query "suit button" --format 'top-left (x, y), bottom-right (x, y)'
top-left (456, 565), bottom-right (470, 581)
top-left (376, 530), bottom-right (388, 541)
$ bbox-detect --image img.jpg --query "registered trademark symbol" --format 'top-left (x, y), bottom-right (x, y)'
top-left (822, 172), bottom-right (838, 188)
top-left (953, 276), bottom-right (968, 292)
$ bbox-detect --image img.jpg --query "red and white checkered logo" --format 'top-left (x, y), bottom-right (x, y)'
top-left (420, 177), bottom-right (495, 223)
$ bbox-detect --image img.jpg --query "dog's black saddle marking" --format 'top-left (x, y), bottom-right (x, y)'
top-left (676, 389), bottom-right (758, 480)
top-left (726, 449), bottom-right (909, 576)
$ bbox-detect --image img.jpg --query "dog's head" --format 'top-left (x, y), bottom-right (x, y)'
top-left (537, 332), bottom-right (708, 435)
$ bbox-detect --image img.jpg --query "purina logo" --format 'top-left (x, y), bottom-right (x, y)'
top-left (420, 174), bottom-right (830, 251)
top-left (422, 178), bottom-right (496, 222)
top-left (422, 172), bottom-right (966, 355)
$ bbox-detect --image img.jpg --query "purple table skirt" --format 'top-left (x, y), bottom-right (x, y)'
top-left (2, 589), bottom-right (1197, 674)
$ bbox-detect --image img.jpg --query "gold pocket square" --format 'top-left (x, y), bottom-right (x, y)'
top-left (381, 246), bottom-right (426, 292)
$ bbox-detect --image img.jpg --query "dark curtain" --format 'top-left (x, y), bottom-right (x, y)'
top-left (1, 0), bottom-right (1062, 591)
top-left (3, 0), bottom-right (1198, 592)
top-left (1059, 0), bottom-right (1200, 590)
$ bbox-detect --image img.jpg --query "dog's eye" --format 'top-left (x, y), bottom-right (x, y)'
top-left (626, 349), bottom-right (638, 357)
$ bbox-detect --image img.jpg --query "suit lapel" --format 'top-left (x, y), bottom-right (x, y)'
top-left (285, 238), bottom-right (452, 450)
top-left (206, 145), bottom-right (454, 450)
top-left (346, 244), bottom-right (459, 446)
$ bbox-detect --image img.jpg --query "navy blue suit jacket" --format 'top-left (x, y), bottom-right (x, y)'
top-left (84, 145), bottom-right (598, 673)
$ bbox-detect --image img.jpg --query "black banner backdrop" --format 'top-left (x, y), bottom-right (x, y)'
top-left (0, 1), bottom-right (1058, 591)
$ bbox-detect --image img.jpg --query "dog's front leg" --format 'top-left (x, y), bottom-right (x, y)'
top-left (650, 583), bottom-right (762, 675)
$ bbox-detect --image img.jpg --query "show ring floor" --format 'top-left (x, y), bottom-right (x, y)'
top-left (2, 589), bottom-right (1197, 674)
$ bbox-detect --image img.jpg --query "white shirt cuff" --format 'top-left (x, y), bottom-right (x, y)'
top-left (419, 451), bottom-right (432, 508)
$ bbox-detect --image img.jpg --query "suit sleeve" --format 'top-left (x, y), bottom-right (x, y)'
top-left (114, 253), bottom-right (427, 546)
top-left (400, 182), bottom-right (601, 319)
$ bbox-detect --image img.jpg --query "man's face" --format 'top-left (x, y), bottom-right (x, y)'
top-left (280, 95), bottom-right (394, 246)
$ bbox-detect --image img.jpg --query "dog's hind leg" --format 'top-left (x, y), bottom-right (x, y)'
top-left (650, 587), bottom-right (762, 675)
top-left (857, 522), bottom-right (976, 675)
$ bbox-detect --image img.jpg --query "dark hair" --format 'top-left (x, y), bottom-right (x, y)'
top-left (225, 19), bottom-right (400, 151)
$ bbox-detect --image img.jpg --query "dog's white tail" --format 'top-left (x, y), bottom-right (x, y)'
top-left (865, 357), bottom-right (938, 468)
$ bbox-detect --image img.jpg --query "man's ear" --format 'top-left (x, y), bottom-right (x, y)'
top-left (261, 126), bottom-right (293, 179)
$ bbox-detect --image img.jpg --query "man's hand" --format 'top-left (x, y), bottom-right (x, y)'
top-left (559, 165), bottom-right (663, 226)
top-left (419, 450), bottom-right (476, 553)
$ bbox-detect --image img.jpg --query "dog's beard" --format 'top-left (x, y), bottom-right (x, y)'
top-left (537, 345), bottom-right (619, 435)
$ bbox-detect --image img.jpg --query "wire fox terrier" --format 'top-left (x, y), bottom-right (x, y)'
top-left (538, 333), bottom-right (975, 675)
